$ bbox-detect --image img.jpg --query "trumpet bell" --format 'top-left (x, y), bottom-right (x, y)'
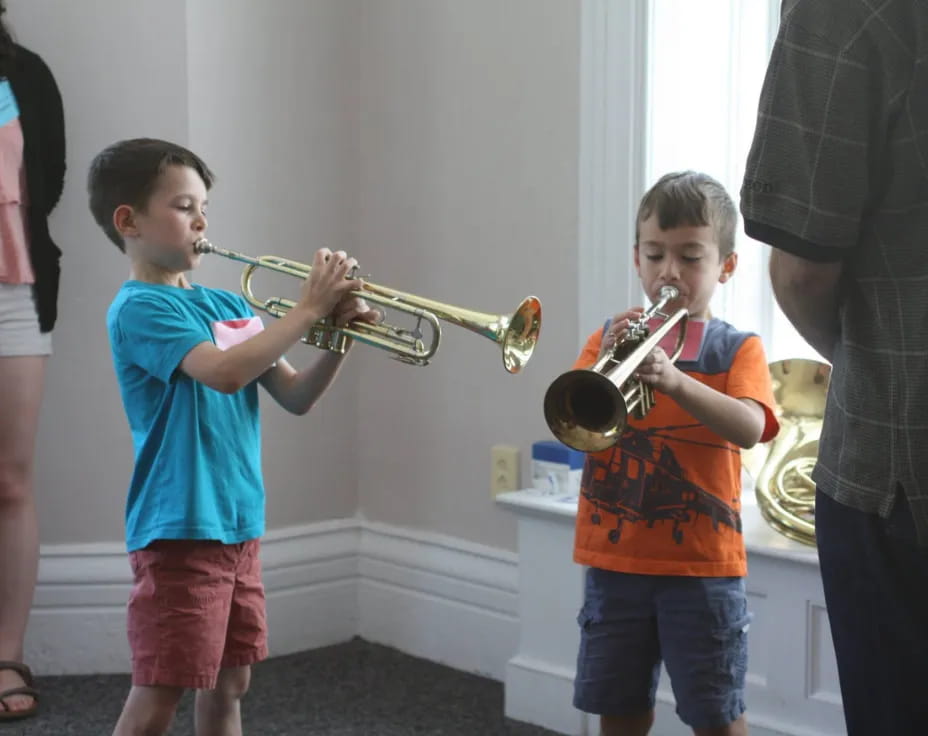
top-left (502, 296), bottom-right (543, 374)
top-left (543, 369), bottom-right (629, 452)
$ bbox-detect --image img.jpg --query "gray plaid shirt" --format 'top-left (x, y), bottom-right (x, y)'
top-left (741, 0), bottom-right (928, 541)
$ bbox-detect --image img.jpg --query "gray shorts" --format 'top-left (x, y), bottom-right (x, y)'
top-left (0, 283), bottom-right (52, 357)
top-left (574, 567), bottom-right (751, 730)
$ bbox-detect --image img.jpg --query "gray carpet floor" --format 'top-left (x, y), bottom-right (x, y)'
top-left (7, 638), bottom-right (561, 735)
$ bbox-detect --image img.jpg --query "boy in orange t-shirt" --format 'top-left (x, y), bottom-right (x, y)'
top-left (570, 172), bottom-right (778, 736)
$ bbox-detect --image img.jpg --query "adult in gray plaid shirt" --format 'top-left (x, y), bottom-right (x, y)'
top-left (741, 1), bottom-right (928, 734)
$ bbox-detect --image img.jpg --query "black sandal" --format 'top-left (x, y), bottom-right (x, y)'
top-left (0, 660), bottom-right (39, 721)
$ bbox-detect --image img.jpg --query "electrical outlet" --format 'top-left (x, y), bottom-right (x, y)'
top-left (491, 444), bottom-right (520, 496)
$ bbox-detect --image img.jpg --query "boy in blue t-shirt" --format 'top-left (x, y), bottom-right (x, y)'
top-left (88, 138), bottom-right (376, 735)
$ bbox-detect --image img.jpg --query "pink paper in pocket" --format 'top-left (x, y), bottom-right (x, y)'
top-left (212, 316), bottom-right (265, 350)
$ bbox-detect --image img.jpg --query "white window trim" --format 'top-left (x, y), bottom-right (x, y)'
top-left (577, 0), bottom-right (649, 351)
top-left (579, 0), bottom-right (804, 360)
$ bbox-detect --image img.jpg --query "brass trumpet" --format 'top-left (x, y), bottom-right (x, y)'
top-left (743, 358), bottom-right (830, 547)
top-left (194, 239), bottom-right (542, 373)
top-left (544, 286), bottom-right (688, 452)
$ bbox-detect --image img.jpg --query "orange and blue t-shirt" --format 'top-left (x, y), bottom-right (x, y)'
top-left (572, 318), bottom-right (779, 578)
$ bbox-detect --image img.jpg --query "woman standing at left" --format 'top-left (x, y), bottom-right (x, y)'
top-left (0, 1), bottom-right (65, 722)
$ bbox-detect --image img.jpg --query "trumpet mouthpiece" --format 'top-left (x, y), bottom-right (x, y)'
top-left (194, 238), bottom-right (214, 254)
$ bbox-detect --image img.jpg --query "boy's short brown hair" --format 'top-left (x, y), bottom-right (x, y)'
top-left (87, 138), bottom-right (215, 252)
top-left (635, 171), bottom-right (737, 258)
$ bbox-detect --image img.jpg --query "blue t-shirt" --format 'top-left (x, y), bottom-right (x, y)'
top-left (107, 281), bottom-right (265, 552)
top-left (0, 80), bottom-right (19, 127)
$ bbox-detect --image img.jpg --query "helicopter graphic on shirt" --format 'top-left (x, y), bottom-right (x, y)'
top-left (581, 423), bottom-right (742, 545)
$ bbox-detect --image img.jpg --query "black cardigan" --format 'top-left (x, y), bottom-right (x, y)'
top-left (7, 44), bottom-right (65, 333)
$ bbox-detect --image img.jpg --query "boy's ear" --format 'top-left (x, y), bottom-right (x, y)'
top-left (633, 244), bottom-right (641, 271)
top-left (113, 205), bottom-right (139, 239)
top-left (718, 251), bottom-right (738, 283)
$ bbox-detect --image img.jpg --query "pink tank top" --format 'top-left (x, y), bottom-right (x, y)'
top-left (0, 118), bottom-right (33, 284)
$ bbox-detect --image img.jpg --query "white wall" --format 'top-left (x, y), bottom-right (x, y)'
top-left (356, 0), bottom-right (582, 547)
top-left (185, 0), bottom-right (362, 527)
top-left (9, 0), bottom-right (359, 543)
top-left (10, 0), bottom-right (586, 553)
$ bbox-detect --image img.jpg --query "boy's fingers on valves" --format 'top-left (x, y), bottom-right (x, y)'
top-left (312, 248), bottom-right (360, 285)
top-left (604, 308), bottom-right (645, 348)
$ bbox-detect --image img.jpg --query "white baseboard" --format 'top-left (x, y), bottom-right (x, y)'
top-left (652, 695), bottom-right (831, 736)
top-left (358, 520), bottom-right (519, 682)
top-left (25, 518), bottom-right (517, 682)
top-left (504, 657), bottom-right (836, 736)
top-left (505, 655), bottom-right (587, 736)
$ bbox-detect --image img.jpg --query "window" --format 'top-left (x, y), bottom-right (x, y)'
top-left (644, 0), bottom-right (822, 363)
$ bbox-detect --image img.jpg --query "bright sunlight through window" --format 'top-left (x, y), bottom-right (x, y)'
top-left (645, 0), bottom-right (822, 363)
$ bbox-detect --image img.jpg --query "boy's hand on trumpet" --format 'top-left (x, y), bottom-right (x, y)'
top-left (599, 307), bottom-right (645, 359)
top-left (333, 295), bottom-right (383, 328)
top-left (331, 294), bottom-right (384, 352)
top-left (634, 346), bottom-right (683, 394)
top-left (298, 248), bottom-right (363, 321)
top-left (601, 306), bottom-right (683, 394)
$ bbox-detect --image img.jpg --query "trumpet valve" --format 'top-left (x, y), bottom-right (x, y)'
top-left (303, 319), bottom-right (347, 354)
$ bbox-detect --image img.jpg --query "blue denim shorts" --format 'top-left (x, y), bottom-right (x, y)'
top-left (573, 567), bottom-right (751, 729)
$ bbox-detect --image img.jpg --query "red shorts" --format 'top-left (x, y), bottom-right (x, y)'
top-left (127, 539), bottom-right (268, 689)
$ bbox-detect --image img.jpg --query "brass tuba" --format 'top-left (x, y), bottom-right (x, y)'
top-left (194, 239), bottom-right (542, 373)
top-left (743, 358), bottom-right (830, 546)
top-left (543, 286), bottom-right (688, 452)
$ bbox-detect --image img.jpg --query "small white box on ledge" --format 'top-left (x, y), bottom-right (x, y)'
top-left (531, 440), bottom-right (585, 497)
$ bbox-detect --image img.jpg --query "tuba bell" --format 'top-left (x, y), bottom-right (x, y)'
top-left (743, 358), bottom-right (830, 547)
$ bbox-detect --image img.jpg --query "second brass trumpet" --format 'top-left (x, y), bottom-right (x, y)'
top-left (544, 286), bottom-right (688, 451)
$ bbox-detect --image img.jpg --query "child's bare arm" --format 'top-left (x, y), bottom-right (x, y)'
top-left (259, 294), bottom-right (380, 415)
top-left (258, 352), bottom-right (346, 415)
top-left (180, 249), bottom-right (361, 393)
top-left (668, 375), bottom-right (766, 448)
top-left (636, 348), bottom-right (766, 448)
top-left (181, 311), bottom-right (322, 394)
